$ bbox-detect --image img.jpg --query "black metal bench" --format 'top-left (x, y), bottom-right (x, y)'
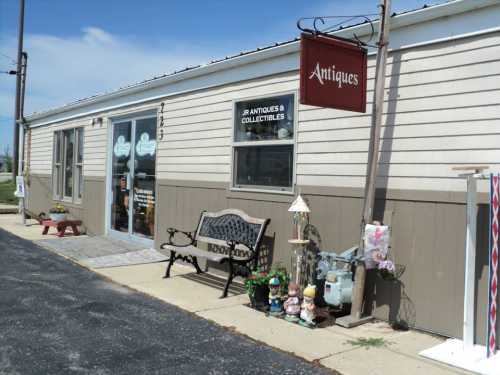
top-left (160, 209), bottom-right (270, 298)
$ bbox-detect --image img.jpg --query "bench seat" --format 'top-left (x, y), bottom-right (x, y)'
top-left (160, 244), bottom-right (227, 263)
top-left (160, 208), bottom-right (270, 298)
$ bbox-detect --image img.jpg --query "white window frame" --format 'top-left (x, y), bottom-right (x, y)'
top-left (52, 132), bottom-right (63, 199)
top-left (75, 127), bottom-right (84, 202)
top-left (52, 127), bottom-right (84, 203)
top-left (230, 91), bottom-right (297, 194)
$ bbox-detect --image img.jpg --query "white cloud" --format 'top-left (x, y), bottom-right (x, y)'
top-left (0, 27), bottom-right (214, 118)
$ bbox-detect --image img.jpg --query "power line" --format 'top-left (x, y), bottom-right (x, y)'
top-left (0, 52), bottom-right (16, 65)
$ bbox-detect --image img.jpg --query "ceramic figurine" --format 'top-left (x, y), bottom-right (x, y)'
top-left (283, 282), bottom-right (301, 322)
top-left (268, 277), bottom-right (283, 315)
top-left (299, 284), bottom-right (316, 327)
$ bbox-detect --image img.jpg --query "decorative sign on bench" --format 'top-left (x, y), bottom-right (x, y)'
top-left (160, 209), bottom-right (270, 298)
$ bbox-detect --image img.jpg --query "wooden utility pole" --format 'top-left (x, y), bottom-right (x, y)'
top-left (337, 0), bottom-right (392, 328)
top-left (12, 0), bottom-right (25, 180)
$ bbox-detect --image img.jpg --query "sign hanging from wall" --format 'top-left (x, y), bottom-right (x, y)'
top-left (300, 33), bottom-right (367, 113)
top-left (14, 176), bottom-right (25, 198)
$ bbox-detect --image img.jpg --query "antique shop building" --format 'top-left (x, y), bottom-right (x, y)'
top-left (23, 0), bottom-right (500, 344)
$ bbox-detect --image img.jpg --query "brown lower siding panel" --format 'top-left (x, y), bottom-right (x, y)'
top-left (156, 179), bottom-right (498, 346)
top-left (82, 177), bottom-right (106, 235)
top-left (26, 174), bottom-right (106, 235)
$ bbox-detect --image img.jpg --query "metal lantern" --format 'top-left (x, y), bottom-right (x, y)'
top-left (288, 194), bottom-right (310, 241)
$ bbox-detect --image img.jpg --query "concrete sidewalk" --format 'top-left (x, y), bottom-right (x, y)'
top-left (0, 214), bottom-right (472, 375)
top-left (0, 203), bottom-right (18, 214)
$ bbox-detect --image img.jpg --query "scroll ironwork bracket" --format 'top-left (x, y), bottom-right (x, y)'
top-left (296, 14), bottom-right (377, 48)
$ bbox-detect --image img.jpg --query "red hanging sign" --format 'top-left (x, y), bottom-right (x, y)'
top-left (300, 33), bottom-right (367, 113)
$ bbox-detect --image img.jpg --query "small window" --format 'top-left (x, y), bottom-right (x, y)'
top-left (233, 94), bottom-right (295, 191)
top-left (63, 129), bottom-right (74, 198)
top-left (52, 127), bottom-right (84, 201)
top-left (52, 132), bottom-right (63, 198)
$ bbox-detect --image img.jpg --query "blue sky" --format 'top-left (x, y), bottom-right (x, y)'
top-left (0, 0), bottom-right (437, 154)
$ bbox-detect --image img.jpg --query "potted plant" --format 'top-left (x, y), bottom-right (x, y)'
top-left (245, 265), bottom-right (291, 311)
top-left (49, 203), bottom-right (68, 222)
top-left (245, 269), bottom-right (269, 310)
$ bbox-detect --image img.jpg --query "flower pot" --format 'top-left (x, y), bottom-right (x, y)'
top-left (49, 213), bottom-right (66, 222)
top-left (249, 284), bottom-right (269, 311)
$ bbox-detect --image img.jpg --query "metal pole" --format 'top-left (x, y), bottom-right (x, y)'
top-left (12, 0), bottom-right (25, 180)
top-left (18, 52), bottom-right (27, 175)
top-left (18, 52), bottom-right (28, 225)
top-left (337, 0), bottom-right (391, 328)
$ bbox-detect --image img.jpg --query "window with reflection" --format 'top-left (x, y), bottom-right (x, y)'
top-left (233, 94), bottom-right (295, 191)
top-left (52, 127), bottom-right (84, 201)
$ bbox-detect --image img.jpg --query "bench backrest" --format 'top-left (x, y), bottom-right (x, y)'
top-left (194, 209), bottom-right (269, 255)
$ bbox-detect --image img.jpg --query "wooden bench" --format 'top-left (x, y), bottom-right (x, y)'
top-left (42, 219), bottom-right (82, 237)
top-left (160, 209), bottom-right (270, 298)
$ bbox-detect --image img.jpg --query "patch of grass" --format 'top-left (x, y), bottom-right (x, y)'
top-left (0, 179), bottom-right (18, 205)
top-left (345, 337), bottom-right (390, 350)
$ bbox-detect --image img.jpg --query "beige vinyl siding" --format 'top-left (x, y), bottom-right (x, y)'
top-left (157, 73), bottom-right (299, 182)
top-left (296, 31), bottom-right (500, 193)
top-left (156, 30), bottom-right (500, 191)
top-left (28, 117), bottom-right (109, 177)
top-left (28, 102), bottom-right (161, 178)
top-left (27, 30), bottom-right (500, 193)
top-left (82, 124), bottom-right (108, 177)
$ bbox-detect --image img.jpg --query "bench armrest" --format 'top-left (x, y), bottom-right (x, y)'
top-left (160, 228), bottom-right (196, 248)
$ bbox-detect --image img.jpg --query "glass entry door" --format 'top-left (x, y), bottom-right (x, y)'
top-left (110, 116), bottom-right (156, 240)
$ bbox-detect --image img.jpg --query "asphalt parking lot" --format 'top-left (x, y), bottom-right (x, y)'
top-left (0, 228), bottom-right (334, 375)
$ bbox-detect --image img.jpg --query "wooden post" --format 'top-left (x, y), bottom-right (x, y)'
top-left (12, 0), bottom-right (25, 180)
top-left (337, 0), bottom-right (391, 328)
top-left (452, 166), bottom-right (489, 349)
top-left (463, 174), bottom-right (477, 349)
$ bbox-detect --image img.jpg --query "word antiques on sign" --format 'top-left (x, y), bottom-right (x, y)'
top-left (300, 33), bottom-right (367, 113)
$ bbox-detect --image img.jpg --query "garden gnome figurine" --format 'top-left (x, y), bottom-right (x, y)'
top-left (268, 277), bottom-right (283, 315)
top-left (284, 282), bottom-right (301, 322)
top-left (300, 284), bottom-right (316, 327)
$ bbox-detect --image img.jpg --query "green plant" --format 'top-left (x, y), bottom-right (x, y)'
top-left (244, 269), bottom-right (269, 297)
top-left (49, 203), bottom-right (68, 214)
top-left (345, 337), bottom-right (390, 349)
top-left (267, 264), bottom-right (290, 295)
top-left (0, 180), bottom-right (18, 205)
top-left (3, 145), bottom-right (12, 173)
top-left (244, 264), bottom-right (291, 297)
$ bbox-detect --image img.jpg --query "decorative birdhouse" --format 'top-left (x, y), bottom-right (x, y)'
top-left (288, 194), bottom-right (310, 241)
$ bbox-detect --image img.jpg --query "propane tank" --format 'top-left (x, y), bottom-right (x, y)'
top-left (323, 269), bottom-right (353, 307)
top-left (316, 249), bottom-right (357, 308)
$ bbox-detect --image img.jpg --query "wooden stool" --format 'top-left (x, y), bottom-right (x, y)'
top-left (42, 219), bottom-right (82, 237)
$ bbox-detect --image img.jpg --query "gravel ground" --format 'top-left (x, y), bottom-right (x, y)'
top-left (0, 228), bottom-right (336, 375)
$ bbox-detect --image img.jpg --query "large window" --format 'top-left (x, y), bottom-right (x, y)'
top-left (232, 94), bottom-right (295, 191)
top-left (53, 127), bottom-right (84, 201)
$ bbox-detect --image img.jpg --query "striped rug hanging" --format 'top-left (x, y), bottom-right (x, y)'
top-left (488, 173), bottom-right (499, 357)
